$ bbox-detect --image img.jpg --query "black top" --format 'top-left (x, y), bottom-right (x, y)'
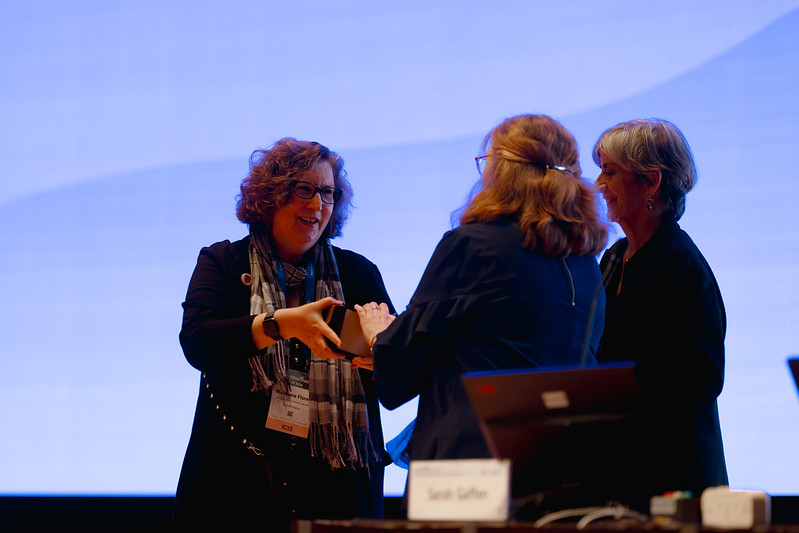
top-left (173, 237), bottom-right (394, 531)
top-left (373, 221), bottom-right (605, 464)
top-left (597, 212), bottom-right (728, 504)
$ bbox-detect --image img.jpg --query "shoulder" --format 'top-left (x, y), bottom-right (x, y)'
top-left (332, 245), bottom-right (381, 274)
top-left (441, 221), bottom-right (523, 253)
top-left (331, 244), bottom-right (393, 308)
top-left (199, 236), bottom-right (250, 266)
top-left (452, 220), bottom-right (521, 240)
top-left (421, 222), bottom-right (528, 287)
top-left (203, 236), bottom-right (249, 254)
top-left (331, 244), bottom-right (388, 289)
top-left (657, 224), bottom-right (712, 273)
top-left (644, 224), bottom-right (720, 294)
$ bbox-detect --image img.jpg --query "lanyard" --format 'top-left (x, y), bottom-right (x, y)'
top-left (274, 259), bottom-right (316, 370)
top-left (274, 260), bottom-right (316, 306)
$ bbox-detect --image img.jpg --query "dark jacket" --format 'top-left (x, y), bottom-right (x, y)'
top-left (173, 237), bottom-right (393, 531)
top-left (597, 212), bottom-right (728, 504)
top-left (373, 221), bottom-right (605, 464)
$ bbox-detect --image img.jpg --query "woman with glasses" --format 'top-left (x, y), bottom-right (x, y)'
top-left (592, 119), bottom-right (727, 507)
top-left (174, 138), bottom-right (394, 530)
top-left (355, 114), bottom-right (608, 494)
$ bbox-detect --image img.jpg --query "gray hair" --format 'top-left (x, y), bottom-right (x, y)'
top-left (592, 119), bottom-right (696, 220)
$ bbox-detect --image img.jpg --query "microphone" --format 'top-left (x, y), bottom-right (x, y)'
top-left (579, 251), bottom-right (622, 366)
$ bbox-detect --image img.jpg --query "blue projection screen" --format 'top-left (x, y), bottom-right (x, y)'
top-left (1, 1), bottom-right (798, 496)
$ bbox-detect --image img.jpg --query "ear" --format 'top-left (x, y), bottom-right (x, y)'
top-left (645, 169), bottom-right (662, 196)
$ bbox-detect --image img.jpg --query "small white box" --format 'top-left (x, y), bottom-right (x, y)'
top-left (700, 486), bottom-right (770, 529)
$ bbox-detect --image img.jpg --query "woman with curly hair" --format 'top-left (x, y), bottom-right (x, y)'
top-left (174, 138), bottom-right (393, 530)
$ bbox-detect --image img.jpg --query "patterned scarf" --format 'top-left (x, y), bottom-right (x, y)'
top-left (248, 230), bottom-right (377, 470)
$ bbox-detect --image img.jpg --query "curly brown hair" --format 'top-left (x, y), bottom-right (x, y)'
top-left (460, 115), bottom-right (607, 258)
top-left (235, 138), bottom-right (353, 238)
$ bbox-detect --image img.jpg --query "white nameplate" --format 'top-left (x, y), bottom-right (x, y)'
top-left (408, 459), bottom-right (510, 521)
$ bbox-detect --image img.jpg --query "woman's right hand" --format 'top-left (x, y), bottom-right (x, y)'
top-left (354, 302), bottom-right (395, 349)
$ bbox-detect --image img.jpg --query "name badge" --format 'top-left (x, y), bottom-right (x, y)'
top-left (408, 459), bottom-right (511, 521)
top-left (266, 369), bottom-right (310, 438)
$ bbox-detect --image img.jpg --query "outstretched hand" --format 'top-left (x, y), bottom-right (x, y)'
top-left (354, 302), bottom-right (395, 349)
top-left (274, 297), bottom-right (344, 360)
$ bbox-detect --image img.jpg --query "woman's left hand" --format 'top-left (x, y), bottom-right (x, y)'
top-left (273, 297), bottom-right (345, 360)
top-left (354, 302), bottom-right (395, 351)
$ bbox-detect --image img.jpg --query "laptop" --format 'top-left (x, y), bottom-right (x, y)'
top-left (462, 363), bottom-right (641, 497)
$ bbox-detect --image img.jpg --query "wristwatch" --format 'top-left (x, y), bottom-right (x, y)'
top-left (262, 311), bottom-right (283, 341)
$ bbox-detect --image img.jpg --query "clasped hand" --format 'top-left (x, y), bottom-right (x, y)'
top-left (353, 302), bottom-right (396, 370)
top-left (273, 298), bottom-right (392, 371)
top-left (273, 297), bottom-right (343, 361)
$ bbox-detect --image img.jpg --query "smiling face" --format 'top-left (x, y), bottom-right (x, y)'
top-left (270, 160), bottom-right (335, 262)
top-left (595, 153), bottom-right (650, 229)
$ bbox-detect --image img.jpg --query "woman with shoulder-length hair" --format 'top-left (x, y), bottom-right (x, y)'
top-left (355, 114), bottom-right (608, 481)
top-left (592, 119), bottom-right (728, 506)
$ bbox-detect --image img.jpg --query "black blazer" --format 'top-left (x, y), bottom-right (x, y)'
top-left (597, 213), bottom-right (728, 505)
top-left (374, 221), bottom-right (605, 464)
top-left (174, 237), bottom-right (393, 530)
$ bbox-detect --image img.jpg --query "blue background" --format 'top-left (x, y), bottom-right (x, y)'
top-left (1, 1), bottom-right (798, 496)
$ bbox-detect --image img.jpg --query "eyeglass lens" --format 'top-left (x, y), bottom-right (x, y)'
top-left (292, 180), bottom-right (341, 204)
top-left (475, 156), bottom-right (487, 175)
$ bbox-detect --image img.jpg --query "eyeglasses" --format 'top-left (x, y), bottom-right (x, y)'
top-left (291, 180), bottom-right (342, 204)
top-left (475, 155), bottom-right (489, 175)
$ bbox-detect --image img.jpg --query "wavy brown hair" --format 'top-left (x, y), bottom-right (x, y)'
top-left (460, 114), bottom-right (607, 258)
top-left (236, 138), bottom-right (353, 238)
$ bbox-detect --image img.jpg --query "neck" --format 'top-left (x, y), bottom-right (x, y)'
top-left (274, 241), bottom-right (308, 264)
top-left (620, 207), bottom-right (666, 259)
top-left (281, 253), bottom-right (304, 265)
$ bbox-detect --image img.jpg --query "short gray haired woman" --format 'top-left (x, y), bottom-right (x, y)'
top-left (592, 119), bottom-right (728, 509)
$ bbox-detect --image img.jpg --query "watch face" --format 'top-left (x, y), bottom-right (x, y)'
top-left (263, 317), bottom-right (281, 340)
